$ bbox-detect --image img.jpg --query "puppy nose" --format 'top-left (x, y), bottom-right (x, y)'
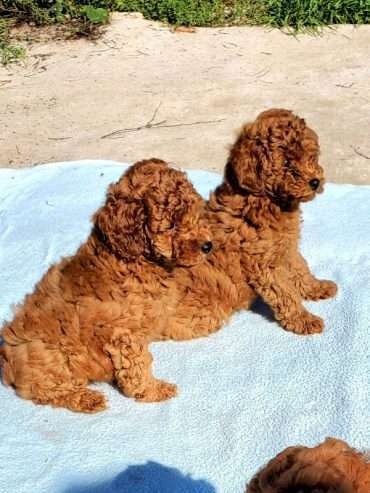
top-left (201, 241), bottom-right (213, 254)
top-left (309, 178), bottom-right (320, 191)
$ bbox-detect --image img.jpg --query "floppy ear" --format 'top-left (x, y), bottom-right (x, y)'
top-left (93, 183), bottom-right (147, 259)
top-left (246, 448), bottom-right (302, 493)
top-left (226, 125), bottom-right (265, 195)
top-left (142, 186), bottom-right (184, 261)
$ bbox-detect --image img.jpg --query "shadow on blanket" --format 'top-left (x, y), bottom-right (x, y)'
top-left (249, 297), bottom-right (275, 322)
top-left (61, 461), bottom-right (216, 493)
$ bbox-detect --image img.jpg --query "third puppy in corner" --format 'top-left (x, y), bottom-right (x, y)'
top-left (246, 438), bottom-right (370, 493)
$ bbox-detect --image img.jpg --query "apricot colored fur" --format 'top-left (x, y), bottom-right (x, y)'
top-left (246, 438), bottom-right (370, 493)
top-left (0, 109), bottom-right (337, 413)
top-left (209, 108), bottom-right (337, 335)
top-left (0, 159), bottom-right (214, 412)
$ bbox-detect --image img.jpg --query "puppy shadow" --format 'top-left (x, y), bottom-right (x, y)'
top-left (62, 461), bottom-right (216, 493)
top-left (250, 297), bottom-right (275, 322)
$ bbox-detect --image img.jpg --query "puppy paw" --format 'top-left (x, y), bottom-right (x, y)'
top-left (283, 312), bottom-right (324, 336)
top-left (69, 389), bottom-right (107, 413)
top-left (135, 380), bottom-right (178, 403)
top-left (303, 280), bottom-right (338, 301)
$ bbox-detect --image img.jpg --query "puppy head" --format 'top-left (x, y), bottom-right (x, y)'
top-left (94, 159), bottom-right (212, 267)
top-left (246, 440), bottom-right (357, 493)
top-left (226, 109), bottom-right (324, 209)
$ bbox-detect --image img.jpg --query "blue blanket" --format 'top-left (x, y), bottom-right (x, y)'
top-left (0, 161), bottom-right (369, 493)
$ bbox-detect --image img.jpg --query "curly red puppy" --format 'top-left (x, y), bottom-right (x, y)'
top-left (0, 159), bottom-right (212, 413)
top-left (246, 438), bottom-right (370, 493)
top-left (208, 108), bottom-right (337, 334)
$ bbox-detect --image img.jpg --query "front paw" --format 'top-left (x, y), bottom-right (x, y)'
top-left (283, 311), bottom-right (324, 335)
top-left (304, 280), bottom-right (337, 301)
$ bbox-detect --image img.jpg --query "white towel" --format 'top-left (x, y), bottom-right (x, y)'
top-left (0, 161), bottom-right (369, 493)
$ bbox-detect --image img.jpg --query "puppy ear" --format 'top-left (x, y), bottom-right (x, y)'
top-left (93, 183), bottom-right (147, 259)
top-left (246, 447), bottom-right (302, 493)
top-left (144, 184), bottom-right (191, 233)
top-left (142, 180), bottom-right (186, 260)
top-left (226, 125), bottom-right (265, 195)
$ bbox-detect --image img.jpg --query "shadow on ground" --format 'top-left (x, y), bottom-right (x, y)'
top-left (62, 461), bottom-right (216, 493)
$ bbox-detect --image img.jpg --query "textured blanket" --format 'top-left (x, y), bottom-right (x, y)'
top-left (0, 161), bottom-right (369, 493)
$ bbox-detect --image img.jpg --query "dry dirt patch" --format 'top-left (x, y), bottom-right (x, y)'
top-left (1, 14), bottom-right (370, 183)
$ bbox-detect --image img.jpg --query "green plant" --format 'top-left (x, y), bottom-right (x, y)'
top-left (115, 0), bottom-right (226, 26)
top-left (0, 0), bottom-right (369, 65)
top-left (114, 0), bottom-right (369, 28)
top-left (80, 4), bottom-right (110, 23)
top-left (0, 0), bottom-right (111, 26)
top-left (261, 0), bottom-right (370, 30)
top-left (0, 1), bottom-right (111, 63)
top-left (0, 19), bottom-right (25, 64)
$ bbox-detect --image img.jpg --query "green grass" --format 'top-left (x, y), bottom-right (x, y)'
top-left (0, 19), bottom-right (25, 65)
top-left (261, 0), bottom-right (370, 31)
top-left (113, 0), bottom-right (267, 26)
top-left (1, 0), bottom-right (369, 64)
top-left (114, 0), bottom-right (370, 27)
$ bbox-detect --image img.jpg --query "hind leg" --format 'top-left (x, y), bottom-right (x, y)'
top-left (105, 331), bottom-right (177, 402)
top-left (27, 385), bottom-right (106, 413)
top-left (3, 341), bottom-right (106, 413)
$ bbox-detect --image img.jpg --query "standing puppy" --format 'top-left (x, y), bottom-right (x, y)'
top-left (209, 109), bottom-right (337, 334)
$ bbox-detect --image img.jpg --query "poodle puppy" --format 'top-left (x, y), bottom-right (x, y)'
top-left (0, 159), bottom-right (213, 413)
top-left (246, 438), bottom-right (370, 493)
top-left (207, 108), bottom-right (337, 334)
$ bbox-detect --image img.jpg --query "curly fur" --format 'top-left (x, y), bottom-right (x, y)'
top-left (0, 159), bottom-right (214, 412)
top-left (208, 108), bottom-right (337, 334)
top-left (246, 438), bottom-right (370, 493)
top-left (0, 109), bottom-right (338, 412)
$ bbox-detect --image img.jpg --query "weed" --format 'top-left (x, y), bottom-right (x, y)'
top-left (0, 19), bottom-right (25, 65)
top-left (0, 0), bottom-right (369, 64)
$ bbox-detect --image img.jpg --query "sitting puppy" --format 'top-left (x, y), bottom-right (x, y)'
top-left (246, 438), bottom-right (370, 493)
top-left (207, 108), bottom-right (338, 334)
top-left (0, 159), bottom-right (213, 413)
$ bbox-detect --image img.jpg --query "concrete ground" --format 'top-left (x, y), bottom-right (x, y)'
top-left (1, 13), bottom-right (370, 184)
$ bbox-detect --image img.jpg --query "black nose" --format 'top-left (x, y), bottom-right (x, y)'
top-left (201, 241), bottom-right (213, 254)
top-left (309, 178), bottom-right (320, 191)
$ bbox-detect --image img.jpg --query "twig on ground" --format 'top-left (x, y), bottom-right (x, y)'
top-left (352, 146), bottom-right (370, 160)
top-left (335, 82), bottom-right (354, 88)
top-left (48, 137), bottom-right (72, 141)
top-left (151, 118), bottom-right (225, 129)
top-left (101, 111), bottom-right (225, 140)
